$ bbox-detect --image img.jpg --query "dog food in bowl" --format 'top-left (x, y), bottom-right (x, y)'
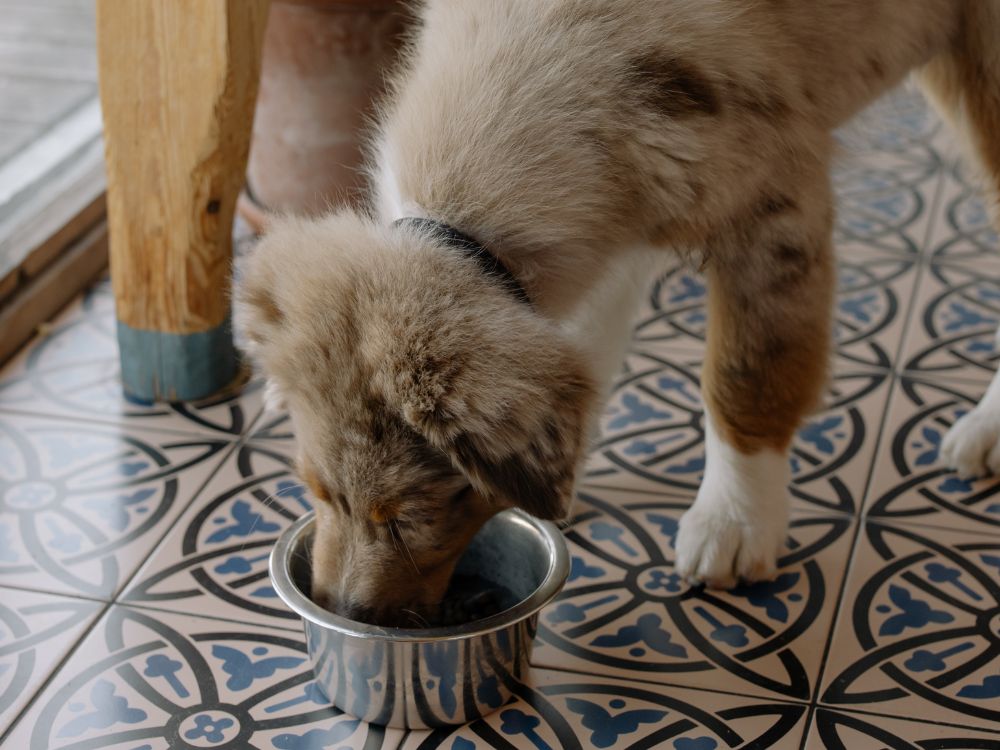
top-left (270, 509), bottom-right (569, 728)
top-left (435, 574), bottom-right (518, 626)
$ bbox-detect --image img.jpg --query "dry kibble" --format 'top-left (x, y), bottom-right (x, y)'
top-left (432, 574), bottom-right (515, 627)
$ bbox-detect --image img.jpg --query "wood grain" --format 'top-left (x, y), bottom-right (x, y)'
top-left (97, 0), bottom-right (268, 335)
top-left (0, 219), bottom-right (107, 365)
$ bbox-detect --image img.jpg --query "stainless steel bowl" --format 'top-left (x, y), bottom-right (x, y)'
top-left (270, 509), bottom-right (569, 728)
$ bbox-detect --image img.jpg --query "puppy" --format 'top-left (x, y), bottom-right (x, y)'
top-left (235, 0), bottom-right (1000, 625)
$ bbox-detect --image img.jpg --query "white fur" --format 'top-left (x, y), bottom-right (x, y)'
top-left (675, 407), bottom-right (790, 588)
top-left (263, 379), bottom-right (287, 415)
top-left (373, 140), bottom-right (426, 223)
top-left (941, 333), bottom-right (1000, 479)
top-left (561, 247), bottom-right (665, 402)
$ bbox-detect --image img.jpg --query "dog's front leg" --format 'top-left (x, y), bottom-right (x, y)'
top-left (675, 158), bottom-right (836, 588)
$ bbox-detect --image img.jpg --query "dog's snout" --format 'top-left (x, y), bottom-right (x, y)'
top-left (312, 588), bottom-right (384, 625)
top-left (310, 586), bottom-right (336, 614)
top-left (340, 601), bottom-right (379, 624)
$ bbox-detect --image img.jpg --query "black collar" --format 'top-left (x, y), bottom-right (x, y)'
top-left (394, 217), bottom-right (531, 305)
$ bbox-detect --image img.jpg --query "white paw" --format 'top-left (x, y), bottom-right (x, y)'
top-left (676, 410), bottom-right (790, 589)
top-left (675, 499), bottom-right (787, 589)
top-left (940, 407), bottom-right (1000, 479)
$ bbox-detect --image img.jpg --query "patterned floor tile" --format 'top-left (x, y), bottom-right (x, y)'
top-left (833, 85), bottom-right (953, 170)
top-left (584, 352), bottom-right (891, 517)
top-left (121, 438), bottom-right (307, 629)
top-left (831, 149), bottom-right (943, 263)
top-left (1, 604), bottom-right (402, 750)
top-left (898, 263), bottom-right (1000, 386)
top-left (925, 160), bottom-right (1000, 270)
top-left (531, 486), bottom-right (855, 703)
top-left (400, 668), bottom-right (808, 750)
top-left (0, 412), bottom-right (231, 599)
top-left (0, 588), bottom-right (102, 733)
top-left (631, 245), bottom-right (920, 373)
top-left (0, 280), bottom-right (266, 438)
top-left (3, 82), bottom-right (999, 747)
top-left (863, 376), bottom-right (1000, 537)
top-left (806, 707), bottom-right (1000, 749)
top-left (819, 521), bottom-right (1000, 730)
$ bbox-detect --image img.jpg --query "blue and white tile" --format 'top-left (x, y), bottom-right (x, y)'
top-left (583, 353), bottom-right (890, 517)
top-left (833, 85), bottom-right (953, 168)
top-left (863, 376), bottom-right (1000, 537)
top-left (0, 587), bottom-right (102, 733)
top-left (530, 486), bottom-right (855, 703)
top-left (898, 263), bottom-right (1000, 385)
top-left (925, 160), bottom-right (1000, 269)
top-left (819, 522), bottom-right (1000, 730)
top-left (0, 413), bottom-right (230, 599)
top-left (806, 707), bottom-right (1000, 749)
top-left (629, 246), bottom-right (919, 373)
top-left (400, 668), bottom-right (808, 750)
top-left (831, 87), bottom-right (948, 262)
top-left (831, 151), bottom-right (943, 262)
top-left (834, 248), bottom-right (921, 372)
top-left (121, 438), bottom-right (307, 629)
top-left (1, 605), bottom-right (402, 750)
top-left (0, 280), bottom-right (266, 438)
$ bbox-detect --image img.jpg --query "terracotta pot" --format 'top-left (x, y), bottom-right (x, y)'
top-left (240, 0), bottom-right (408, 230)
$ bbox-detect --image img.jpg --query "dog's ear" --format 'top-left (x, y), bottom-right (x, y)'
top-left (442, 368), bottom-right (595, 520)
top-left (367, 307), bottom-right (597, 520)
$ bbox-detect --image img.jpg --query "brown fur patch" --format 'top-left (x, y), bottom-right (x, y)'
top-left (246, 286), bottom-right (283, 327)
top-left (757, 194), bottom-right (798, 217)
top-left (769, 243), bottom-right (812, 288)
top-left (725, 80), bottom-right (790, 119)
top-left (702, 228), bottom-right (833, 454)
top-left (630, 54), bottom-right (720, 117)
top-left (299, 462), bottom-right (330, 503)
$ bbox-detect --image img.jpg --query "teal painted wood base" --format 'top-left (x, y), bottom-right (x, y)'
top-left (116, 317), bottom-right (238, 402)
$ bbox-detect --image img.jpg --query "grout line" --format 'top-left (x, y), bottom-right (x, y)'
top-left (810, 702), bottom-right (1000, 734)
top-left (0, 405), bottom-right (255, 442)
top-left (890, 368), bottom-right (993, 388)
top-left (116, 600), bottom-right (304, 635)
top-left (104, 391), bottom-right (276, 620)
top-left (109, 438), bottom-right (245, 603)
top-left (0, 581), bottom-right (108, 604)
top-left (858, 512), bottom-right (1000, 540)
top-left (0, 438), bottom-right (245, 742)
top-left (808, 164), bottom-right (949, 706)
top-left (798, 703), bottom-right (816, 750)
top-left (0, 600), bottom-right (113, 747)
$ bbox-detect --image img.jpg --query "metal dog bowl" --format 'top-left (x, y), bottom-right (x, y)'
top-left (270, 509), bottom-right (569, 728)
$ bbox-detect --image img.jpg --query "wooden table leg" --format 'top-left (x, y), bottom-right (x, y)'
top-left (96, 0), bottom-right (269, 402)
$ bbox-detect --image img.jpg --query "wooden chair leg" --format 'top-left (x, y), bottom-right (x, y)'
top-left (96, 0), bottom-right (269, 402)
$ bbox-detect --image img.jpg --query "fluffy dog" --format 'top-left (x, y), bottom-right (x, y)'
top-left (235, 0), bottom-right (1000, 625)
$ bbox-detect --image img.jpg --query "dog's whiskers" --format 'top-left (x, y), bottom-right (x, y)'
top-left (401, 608), bottom-right (429, 628)
top-left (390, 520), bottom-right (422, 577)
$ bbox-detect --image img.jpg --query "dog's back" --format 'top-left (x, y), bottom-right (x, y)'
top-left (374, 0), bottom-right (962, 293)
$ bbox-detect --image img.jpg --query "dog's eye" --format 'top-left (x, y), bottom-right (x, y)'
top-left (392, 517), bottom-right (417, 531)
top-left (449, 485), bottom-right (471, 505)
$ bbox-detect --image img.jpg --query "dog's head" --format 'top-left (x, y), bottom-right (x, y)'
top-left (235, 211), bottom-right (596, 625)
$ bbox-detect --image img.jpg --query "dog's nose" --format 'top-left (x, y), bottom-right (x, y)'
top-left (340, 600), bottom-right (379, 624)
top-left (311, 590), bottom-right (335, 613)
